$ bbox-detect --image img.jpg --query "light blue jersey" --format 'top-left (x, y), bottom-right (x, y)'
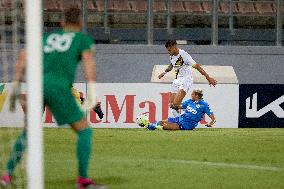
top-left (181, 99), bottom-right (213, 123)
top-left (168, 99), bottom-right (213, 130)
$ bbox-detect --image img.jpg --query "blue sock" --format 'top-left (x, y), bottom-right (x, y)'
top-left (147, 121), bottom-right (161, 130)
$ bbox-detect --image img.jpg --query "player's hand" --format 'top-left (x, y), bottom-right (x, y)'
top-left (158, 72), bottom-right (166, 79)
top-left (205, 124), bottom-right (213, 128)
top-left (93, 102), bottom-right (104, 119)
top-left (207, 77), bottom-right (217, 87)
top-left (205, 120), bottom-right (216, 127)
top-left (82, 82), bottom-right (97, 111)
top-left (9, 81), bottom-right (21, 112)
top-left (169, 103), bottom-right (179, 110)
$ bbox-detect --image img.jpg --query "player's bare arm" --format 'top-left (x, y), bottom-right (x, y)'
top-left (81, 49), bottom-right (98, 111)
top-left (193, 63), bottom-right (217, 87)
top-left (13, 49), bottom-right (26, 82)
top-left (82, 50), bottom-right (96, 82)
top-left (10, 49), bottom-right (26, 112)
top-left (205, 114), bottom-right (216, 127)
top-left (158, 63), bottom-right (173, 79)
top-left (77, 51), bottom-right (104, 120)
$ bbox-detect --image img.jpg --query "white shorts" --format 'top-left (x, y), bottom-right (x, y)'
top-left (171, 77), bottom-right (193, 93)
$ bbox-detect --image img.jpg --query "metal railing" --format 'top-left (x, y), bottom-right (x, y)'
top-left (81, 0), bottom-right (283, 45)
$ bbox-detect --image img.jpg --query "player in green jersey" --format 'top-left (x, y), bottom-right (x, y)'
top-left (0, 7), bottom-right (105, 189)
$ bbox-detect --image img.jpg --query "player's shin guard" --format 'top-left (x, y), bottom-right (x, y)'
top-left (6, 130), bottom-right (27, 176)
top-left (77, 127), bottom-right (92, 178)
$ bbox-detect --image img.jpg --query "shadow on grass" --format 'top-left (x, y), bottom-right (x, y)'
top-left (45, 176), bottom-right (126, 189)
top-left (45, 178), bottom-right (75, 189)
top-left (97, 176), bottom-right (127, 185)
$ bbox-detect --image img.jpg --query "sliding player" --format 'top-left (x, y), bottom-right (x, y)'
top-left (0, 7), bottom-right (105, 189)
top-left (138, 89), bottom-right (216, 130)
top-left (158, 40), bottom-right (217, 117)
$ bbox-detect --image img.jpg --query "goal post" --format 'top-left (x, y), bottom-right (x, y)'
top-left (25, 0), bottom-right (43, 189)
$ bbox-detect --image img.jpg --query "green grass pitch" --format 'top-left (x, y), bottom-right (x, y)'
top-left (1, 128), bottom-right (284, 189)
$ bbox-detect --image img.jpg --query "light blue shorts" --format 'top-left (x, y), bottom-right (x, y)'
top-left (167, 117), bottom-right (197, 130)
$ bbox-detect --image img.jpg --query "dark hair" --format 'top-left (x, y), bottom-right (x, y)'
top-left (64, 7), bottom-right (81, 25)
top-left (165, 40), bottom-right (177, 48)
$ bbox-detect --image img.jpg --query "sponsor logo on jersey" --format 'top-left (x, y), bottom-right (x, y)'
top-left (175, 56), bottom-right (184, 67)
top-left (186, 106), bottom-right (197, 114)
top-left (174, 56), bottom-right (184, 78)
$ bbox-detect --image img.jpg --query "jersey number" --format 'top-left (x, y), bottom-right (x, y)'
top-left (43, 33), bottom-right (75, 53)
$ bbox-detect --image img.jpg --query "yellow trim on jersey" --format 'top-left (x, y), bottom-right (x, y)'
top-left (192, 63), bottom-right (198, 69)
top-left (71, 87), bottom-right (82, 105)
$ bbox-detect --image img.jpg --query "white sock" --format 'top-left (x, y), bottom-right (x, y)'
top-left (171, 108), bottom-right (180, 117)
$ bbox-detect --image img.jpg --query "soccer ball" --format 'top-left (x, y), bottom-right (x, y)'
top-left (136, 114), bottom-right (149, 127)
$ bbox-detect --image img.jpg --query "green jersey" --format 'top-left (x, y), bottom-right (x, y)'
top-left (43, 29), bottom-right (94, 89)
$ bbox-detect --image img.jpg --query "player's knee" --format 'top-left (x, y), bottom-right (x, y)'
top-left (162, 124), bottom-right (170, 130)
top-left (71, 118), bottom-right (88, 132)
top-left (160, 121), bottom-right (167, 126)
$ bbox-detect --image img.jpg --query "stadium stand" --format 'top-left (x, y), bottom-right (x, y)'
top-left (172, 1), bottom-right (187, 12)
top-left (0, 0), bottom-right (282, 15)
top-left (184, 1), bottom-right (206, 14)
top-left (36, 0), bottom-right (282, 16)
top-left (0, 0), bottom-right (283, 45)
top-left (39, 0), bottom-right (281, 31)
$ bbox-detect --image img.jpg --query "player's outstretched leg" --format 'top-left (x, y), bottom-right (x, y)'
top-left (161, 121), bottom-right (181, 130)
top-left (71, 118), bottom-right (106, 189)
top-left (147, 121), bottom-right (163, 130)
top-left (169, 92), bottom-right (179, 117)
top-left (0, 130), bottom-right (27, 187)
top-left (147, 120), bottom-right (181, 131)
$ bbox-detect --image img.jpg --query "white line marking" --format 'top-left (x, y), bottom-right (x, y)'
top-left (109, 157), bottom-right (284, 172)
top-left (45, 157), bottom-right (284, 172)
top-left (167, 159), bottom-right (284, 172)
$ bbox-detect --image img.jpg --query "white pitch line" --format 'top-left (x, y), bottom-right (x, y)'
top-left (167, 159), bottom-right (284, 172)
top-left (45, 157), bottom-right (284, 172)
top-left (108, 157), bottom-right (284, 172)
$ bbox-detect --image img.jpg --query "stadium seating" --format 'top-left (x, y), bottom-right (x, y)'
top-left (1, 0), bottom-right (282, 45)
top-left (43, 0), bottom-right (59, 11)
top-left (0, 0), bottom-right (281, 16)
top-left (94, 0), bottom-right (105, 12)
top-left (34, 0), bottom-right (280, 16)
top-left (153, 1), bottom-right (167, 13)
top-left (129, 1), bottom-right (147, 12)
top-left (171, 1), bottom-right (187, 12)
top-left (255, 2), bottom-right (274, 15)
top-left (184, 1), bottom-right (205, 14)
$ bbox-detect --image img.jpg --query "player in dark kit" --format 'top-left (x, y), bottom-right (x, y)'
top-left (0, 7), bottom-right (105, 189)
